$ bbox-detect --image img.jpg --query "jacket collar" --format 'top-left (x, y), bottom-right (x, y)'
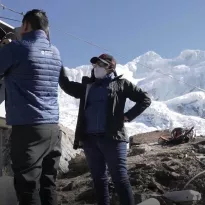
top-left (113, 74), bottom-right (123, 81)
top-left (82, 74), bottom-right (123, 84)
top-left (106, 72), bottom-right (115, 79)
top-left (22, 30), bottom-right (48, 40)
top-left (94, 72), bottom-right (114, 84)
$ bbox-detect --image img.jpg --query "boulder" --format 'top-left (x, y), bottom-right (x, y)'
top-left (129, 144), bottom-right (151, 156)
top-left (129, 130), bottom-right (170, 148)
top-left (67, 152), bottom-right (89, 178)
top-left (163, 190), bottom-right (201, 202)
top-left (57, 124), bottom-right (82, 173)
top-left (0, 176), bottom-right (18, 205)
top-left (137, 198), bottom-right (160, 205)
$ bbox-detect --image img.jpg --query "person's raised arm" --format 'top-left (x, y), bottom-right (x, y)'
top-left (59, 66), bottom-right (85, 99)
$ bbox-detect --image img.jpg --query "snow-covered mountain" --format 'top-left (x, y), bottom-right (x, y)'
top-left (59, 49), bottom-right (205, 136)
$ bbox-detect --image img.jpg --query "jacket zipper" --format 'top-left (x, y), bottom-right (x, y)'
top-left (97, 88), bottom-right (98, 132)
top-left (84, 84), bottom-right (93, 110)
top-left (97, 86), bottom-right (102, 132)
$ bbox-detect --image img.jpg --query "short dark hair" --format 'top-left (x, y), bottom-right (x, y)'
top-left (22, 9), bottom-right (49, 33)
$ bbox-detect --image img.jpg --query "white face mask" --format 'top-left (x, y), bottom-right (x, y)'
top-left (94, 66), bottom-right (108, 79)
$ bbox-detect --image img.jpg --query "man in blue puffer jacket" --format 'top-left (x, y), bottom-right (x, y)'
top-left (0, 9), bottom-right (62, 205)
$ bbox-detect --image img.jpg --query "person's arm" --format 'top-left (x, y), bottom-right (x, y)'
top-left (0, 44), bottom-right (13, 75)
top-left (59, 66), bottom-right (85, 99)
top-left (124, 79), bottom-right (151, 122)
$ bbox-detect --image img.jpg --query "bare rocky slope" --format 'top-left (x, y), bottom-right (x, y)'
top-left (57, 130), bottom-right (205, 205)
top-left (2, 127), bottom-right (205, 204)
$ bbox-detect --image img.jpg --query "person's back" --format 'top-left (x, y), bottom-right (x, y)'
top-left (0, 9), bottom-right (62, 205)
top-left (4, 29), bottom-right (61, 125)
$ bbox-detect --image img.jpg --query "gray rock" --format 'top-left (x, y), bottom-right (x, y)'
top-left (59, 124), bottom-right (81, 173)
top-left (61, 181), bottom-right (74, 191)
top-left (197, 145), bottom-right (205, 154)
top-left (137, 198), bottom-right (160, 205)
top-left (129, 144), bottom-right (151, 156)
top-left (163, 190), bottom-right (201, 202)
top-left (0, 176), bottom-right (18, 205)
top-left (77, 188), bottom-right (95, 203)
top-left (67, 152), bottom-right (89, 178)
top-left (162, 160), bottom-right (180, 172)
top-left (148, 179), bottom-right (164, 194)
top-left (129, 130), bottom-right (170, 148)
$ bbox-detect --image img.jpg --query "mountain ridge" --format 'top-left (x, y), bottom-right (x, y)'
top-left (59, 49), bottom-right (205, 136)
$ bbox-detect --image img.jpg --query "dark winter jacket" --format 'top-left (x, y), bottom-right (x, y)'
top-left (0, 30), bottom-right (62, 125)
top-left (85, 74), bottom-right (114, 134)
top-left (59, 67), bottom-right (151, 149)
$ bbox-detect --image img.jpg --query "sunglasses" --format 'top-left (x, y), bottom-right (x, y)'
top-left (93, 61), bottom-right (111, 69)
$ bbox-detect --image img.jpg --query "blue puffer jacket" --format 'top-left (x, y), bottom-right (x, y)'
top-left (0, 30), bottom-right (62, 125)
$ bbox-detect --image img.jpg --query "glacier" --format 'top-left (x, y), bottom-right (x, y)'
top-left (59, 49), bottom-right (205, 137)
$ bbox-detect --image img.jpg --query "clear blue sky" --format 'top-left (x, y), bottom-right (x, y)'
top-left (1, 0), bottom-right (205, 67)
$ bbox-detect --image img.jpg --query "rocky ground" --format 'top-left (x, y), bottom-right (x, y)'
top-left (56, 130), bottom-right (205, 205)
top-left (2, 127), bottom-right (205, 204)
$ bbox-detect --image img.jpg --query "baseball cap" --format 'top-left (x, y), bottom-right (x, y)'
top-left (90, 53), bottom-right (116, 69)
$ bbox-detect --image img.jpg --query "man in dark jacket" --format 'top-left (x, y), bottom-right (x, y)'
top-left (59, 53), bottom-right (151, 205)
top-left (0, 10), bottom-right (62, 205)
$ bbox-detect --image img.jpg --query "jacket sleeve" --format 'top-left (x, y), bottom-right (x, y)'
top-left (59, 66), bottom-right (85, 99)
top-left (0, 44), bottom-right (13, 75)
top-left (124, 79), bottom-right (151, 122)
